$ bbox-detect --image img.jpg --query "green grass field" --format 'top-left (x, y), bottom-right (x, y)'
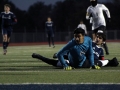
top-left (0, 42), bottom-right (120, 84)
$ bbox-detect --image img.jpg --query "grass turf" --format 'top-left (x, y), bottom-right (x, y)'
top-left (0, 42), bottom-right (120, 84)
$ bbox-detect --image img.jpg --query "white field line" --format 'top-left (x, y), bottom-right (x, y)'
top-left (0, 83), bottom-right (120, 85)
top-left (0, 70), bottom-right (120, 72)
top-left (0, 62), bottom-right (46, 65)
top-left (0, 59), bottom-right (33, 60)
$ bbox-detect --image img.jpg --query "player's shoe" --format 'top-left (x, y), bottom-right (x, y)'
top-left (53, 53), bottom-right (57, 58)
top-left (106, 52), bottom-right (109, 55)
top-left (32, 53), bottom-right (39, 58)
top-left (3, 49), bottom-right (7, 55)
top-left (111, 57), bottom-right (119, 66)
top-left (53, 45), bottom-right (55, 48)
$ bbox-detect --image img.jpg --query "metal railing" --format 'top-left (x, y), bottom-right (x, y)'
top-left (0, 30), bottom-right (120, 43)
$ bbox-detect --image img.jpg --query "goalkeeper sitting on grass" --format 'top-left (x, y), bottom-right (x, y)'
top-left (32, 28), bottom-right (100, 70)
top-left (53, 30), bottom-right (119, 67)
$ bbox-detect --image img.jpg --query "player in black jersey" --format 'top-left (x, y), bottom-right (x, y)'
top-left (45, 17), bottom-right (55, 48)
top-left (0, 4), bottom-right (17, 55)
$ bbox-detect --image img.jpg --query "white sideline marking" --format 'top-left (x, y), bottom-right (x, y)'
top-left (0, 70), bottom-right (120, 72)
top-left (0, 62), bottom-right (47, 65)
top-left (0, 83), bottom-right (120, 85)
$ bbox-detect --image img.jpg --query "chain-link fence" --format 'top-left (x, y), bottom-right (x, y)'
top-left (0, 30), bottom-right (120, 43)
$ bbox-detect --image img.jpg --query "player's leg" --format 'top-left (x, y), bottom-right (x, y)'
top-left (47, 34), bottom-right (51, 47)
top-left (92, 29), bottom-right (98, 42)
top-left (92, 33), bottom-right (96, 42)
top-left (105, 57), bottom-right (119, 67)
top-left (102, 42), bottom-right (109, 55)
top-left (2, 29), bottom-right (8, 55)
top-left (32, 53), bottom-right (70, 67)
top-left (32, 53), bottom-right (58, 67)
top-left (81, 59), bottom-right (91, 68)
top-left (6, 30), bottom-right (12, 48)
top-left (99, 60), bottom-right (109, 66)
top-left (98, 26), bottom-right (109, 55)
top-left (51, 37), bottom-right (55, 48)
top-left (80, 59), bottom-right (102, 68)
top-left (53, 53), bottom-right (69, 60)
top-left (51, 32), bottom-right (55, 48)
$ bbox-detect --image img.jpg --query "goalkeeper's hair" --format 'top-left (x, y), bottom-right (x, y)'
top-left (74, 28), bottom-right (85, 36)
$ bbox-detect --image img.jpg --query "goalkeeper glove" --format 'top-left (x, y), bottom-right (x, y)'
top-left (90, 65), bottom-right (101, 69)
top-left (64, 66), bottom-right (72, 70)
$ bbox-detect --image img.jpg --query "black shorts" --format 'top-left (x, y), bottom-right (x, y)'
top-left (81, 59), bottom-right (102, 68)
top-left (2, 28), bottom-right (12, 37)
top-left (92, 25), bottom-right (106, 34)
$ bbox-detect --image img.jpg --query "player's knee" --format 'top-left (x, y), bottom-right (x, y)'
top-left (3, 36), bottom-right (7, 42)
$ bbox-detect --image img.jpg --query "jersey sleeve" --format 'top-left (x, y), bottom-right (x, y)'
top-left (11, 13), bottom-right (17, 25)
top-left (57, 40), bottom-right (74, 67)
top-left (102, 4), bottom-right (111, 18)
top-left (99, 48), bottom-right (104, 60)
top-left (86, 7), bottom-right (91, 19)
top-left (86, 38), bottom-right (94, 66)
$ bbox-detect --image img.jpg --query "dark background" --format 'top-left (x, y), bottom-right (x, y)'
top-left (0, 0), bottom-right (120, 33)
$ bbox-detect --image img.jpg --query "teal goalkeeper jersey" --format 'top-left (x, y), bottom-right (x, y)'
top-left (57, 36), bottom-right (94, 67)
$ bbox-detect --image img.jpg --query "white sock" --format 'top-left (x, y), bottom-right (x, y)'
top-left (99, 60), bottom-right (109, 66)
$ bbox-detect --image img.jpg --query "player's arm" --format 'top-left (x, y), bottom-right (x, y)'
top-left (87, 38), bottom-right (95, 66)
top-left (57, 40), bottom-right (74, 68)
top-left (99, 48), bottom-right (105, 60)
top-left (11, 13), bottom-right (17, 25)
top-left (86, 7), bottom-right (92, 20)
top-left (87, 40), bottom-right (101, 69)
top-left (52, 22), bottom-right (55, 34)
top-left (86, 12), bottom-right (90, 20)
top-left (45, 22), bottom-right (48, 36)
top-left (102, 4), bottom-right (111, 19)
top-left (88, 39), bottom-right (101, 69)
top-left (84, 25), bottom-right (87, 34)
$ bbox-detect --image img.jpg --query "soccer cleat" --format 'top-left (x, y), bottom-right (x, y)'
top-left (53, 53), bottom-right (57, 58)
top-left (111, 57), bottom-right (119, 66)
top-left (32, 53), bottom-right (39, 58)
top-left (106, 52), bottom-right (109, 55)
top-left (64, 66), bottom-right (72, 70)
top-left (53, 46), bottom-right (55, 48)
top-left (3, 49), bottom-right (7, 55)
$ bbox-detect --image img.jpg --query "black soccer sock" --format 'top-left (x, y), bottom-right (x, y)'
top-left (103, 42), bottom-right (109, 55)
top-left (48, 37), bottom-right (51, 47)
top-left (6, 42), bottom-right (9, 48)
top-left (3, 42), bottom-right (7, 49)
top-left (35, 54), bottom-right (58, 67)
top-left (51, 37), bottom-right (54, 46)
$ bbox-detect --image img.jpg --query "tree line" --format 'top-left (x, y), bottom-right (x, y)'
top-left (0, 0), bottom-right (120, 32)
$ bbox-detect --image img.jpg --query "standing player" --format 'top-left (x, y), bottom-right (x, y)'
top-left (45, 17), bottom-right (55, 48)
top-left (0, 4), bottom-right (17, 55)
top-left (86, 0), bottom-right (111, 55)
top-left (77, 20), bottom-right (87, 35)
top-left (32, 28), bottom-right (100, 70)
